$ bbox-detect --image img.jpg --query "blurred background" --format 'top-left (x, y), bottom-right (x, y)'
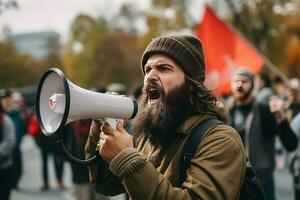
top-left (0, 0), bottom-right (300, 199)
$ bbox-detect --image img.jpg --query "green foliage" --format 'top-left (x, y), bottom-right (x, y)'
top-left (62, 14), bottom-right (143, 89)
top-left (0, 39), bottom-right (43, 88)
top-left (62, 0), bottom-right (194, 90)
top-left (223, 0), bottom-right (300, 77)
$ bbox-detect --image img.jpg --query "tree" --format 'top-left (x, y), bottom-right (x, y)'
top-left (0, 0), bottom-right (18, 14)
top-left (0, 39), bottom-right (41, 88)
top-left (139, 0), bottom-right (191, 48)
top-left (62, 13), bottom-right (143, 89)
top-left (221, 0), bottom-right (300, 77)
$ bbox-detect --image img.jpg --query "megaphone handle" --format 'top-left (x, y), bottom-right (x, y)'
top-left (105, 118), bottom-right (123, 130)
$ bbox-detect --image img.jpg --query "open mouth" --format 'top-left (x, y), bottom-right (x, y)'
top-left (148, 89), bottom-right (161, 103)
top-left (236, 88), bottom-right (244, 93)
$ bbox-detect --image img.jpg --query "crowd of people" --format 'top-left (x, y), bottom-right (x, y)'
top-left (0, 82), bottom-right (141, 200)
top-left (1, 34), bottom-right (300, 200)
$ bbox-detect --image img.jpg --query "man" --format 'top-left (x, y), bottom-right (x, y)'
top-left (0, 95), bottom-right (16, 200)
top-left (85, 35), bottom-right (246, 199)
top-left (287, 78), bottom-right (300, 118)
top-left (254, 69), bottom-right (274, 104)
top-left (0, 89), bottom-right (27, 190)
top-left (228, 69), bottom-right (298, 200)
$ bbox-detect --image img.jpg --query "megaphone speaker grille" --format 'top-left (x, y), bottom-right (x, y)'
top-left (36, 68), bottom-right (70, 137)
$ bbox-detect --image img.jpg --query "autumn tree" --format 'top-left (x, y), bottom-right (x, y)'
top-left (62, 12), bottom-right (143, 89)
top-left (0, 39), bottom-right (41, 88)
top-left (139, 0), bottom-right (191, 48)
top-left (222, 0), bottom-right (300, 77)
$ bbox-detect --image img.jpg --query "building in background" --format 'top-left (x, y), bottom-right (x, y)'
top-left (10, 31), bottom-right (60, 60)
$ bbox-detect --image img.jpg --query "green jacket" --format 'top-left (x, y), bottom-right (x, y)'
top-left (85, 103), bottom-right (246, 200)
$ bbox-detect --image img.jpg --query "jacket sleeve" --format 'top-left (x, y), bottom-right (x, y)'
top-left (84, 128), bottom-right (125, 196)
top-left (259, 103), bottom-right (278, 137)
top-left (0, 115), bottom-right (16, 160)
top-left (291, 114), bottom-right (300, 137)
top-left (277, 120), bottom-right (298, 152)
top-left (109, 125), bottom-right (246, 200)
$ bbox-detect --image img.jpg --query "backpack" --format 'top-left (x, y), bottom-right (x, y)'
top-left (179, 118), bottom-right (266, 200)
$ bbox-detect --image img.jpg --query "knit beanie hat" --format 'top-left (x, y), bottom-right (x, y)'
top-left (232, 68), bottom-right (255, 86)
top-left (141, 35), bottom-right (206, 83)
top-left (232, 68), bottom-right (256, 92)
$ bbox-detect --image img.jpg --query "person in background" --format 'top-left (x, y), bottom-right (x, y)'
top-left (51, 132), bottom-right (67, 190)
top-left (125, 83), bottom-right (143, 133)
top-left (106, 83), bottom-right (127, 95)
top-left (287, 78), bottom-right (300, 119)
top-left (85, 35), bottom-right (246, 200)
top-left (0, 89), bottom-right (27, 190)
top-left (273, 76), bottom-right (288, 100)
top-left (0, 94), bottom-right (16, 200)
top-left (255, 69), bottom-right (274, 104)
top-left (67, 120), bottom-right (110, 200)
top-left (130, 83), bottom-right (143, 103)
top-left (291, 108), bottom-right (300, 155)
top-left (27, 112), bottom-right (53, 191)
top-left (228, 68), bottom-right (298, 200)
top-left (11, 92), bottom-right (30, 125)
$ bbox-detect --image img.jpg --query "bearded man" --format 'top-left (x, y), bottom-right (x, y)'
top-left (228, 69), bottom-right (298, 200)
top-left (85, 35), bottom-right (246, 200)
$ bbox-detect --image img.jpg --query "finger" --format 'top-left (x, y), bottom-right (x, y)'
top-left (99, 132), bottom-right (105, 140)
top-left (96, 135), bottom-right (105, 150)
top-left (90, 121), bottom-right (102, 136)
top-left (116, 121), bottom-right (125, 133)
top-left (101, 124), bottom-right (115, 135)
top-left (101, 132), bottom-right (109, 140)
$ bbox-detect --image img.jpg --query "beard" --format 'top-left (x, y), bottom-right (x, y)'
top-left (234, 87), bottom-right (253, 102)
top-left (132, 81), bottom-right (191, 148)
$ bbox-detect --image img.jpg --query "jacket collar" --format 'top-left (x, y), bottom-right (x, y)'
top-left (176, 114), bottom-right (210, 135)
top-left (176, 101), bottom-right (229, 135)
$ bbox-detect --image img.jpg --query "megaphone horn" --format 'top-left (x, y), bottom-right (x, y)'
top-left (36, 68), bottom-right (138, 165)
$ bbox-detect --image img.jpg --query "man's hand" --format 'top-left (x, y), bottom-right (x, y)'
top-left (269, 96), bottom-right (287, 123)
top-left (98, 122), bottom-right (134, 163)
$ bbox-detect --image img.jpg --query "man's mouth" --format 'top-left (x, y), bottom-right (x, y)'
top-left (148, 89), bottom-right (161, 103)
top-left (236, 88), bottom-right (244, 93)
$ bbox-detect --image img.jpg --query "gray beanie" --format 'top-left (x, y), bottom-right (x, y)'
top-left (141, 35), bottom-right (206, 83)
top-left (232, 68), bottom-right (255, 85)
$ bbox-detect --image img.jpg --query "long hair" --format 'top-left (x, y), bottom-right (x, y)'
top-left (186, 76), bottom-right (217, 113)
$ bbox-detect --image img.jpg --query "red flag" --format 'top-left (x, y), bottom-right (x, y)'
top-left (196, 5), bottom-right (265, 96)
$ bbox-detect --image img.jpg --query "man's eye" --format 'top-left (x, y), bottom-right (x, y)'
top-left (145, 68), bottom-right (151, 74)
top-left (161, 67), bottom-right (171, 72)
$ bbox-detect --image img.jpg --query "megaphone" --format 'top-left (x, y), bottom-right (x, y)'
top-left (36, 68), bottom-right (138, 165)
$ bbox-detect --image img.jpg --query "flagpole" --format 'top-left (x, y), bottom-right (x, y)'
top-left (263, 56), bottom-right (289, 85)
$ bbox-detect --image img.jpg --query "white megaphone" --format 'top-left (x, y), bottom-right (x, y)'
top-left (36, 68), bottom-right (138, 165)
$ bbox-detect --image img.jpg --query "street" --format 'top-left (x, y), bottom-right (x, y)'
top-left (10, 135), bottom-right (295, 200)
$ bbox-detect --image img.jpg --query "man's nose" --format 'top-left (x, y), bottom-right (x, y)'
top-left (146, 69), bottom-right (159, 82)
top-left (236, 81), bottom-right (243, 87)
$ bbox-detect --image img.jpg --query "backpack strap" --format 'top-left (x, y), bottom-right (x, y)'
top-left (179, 118), bottom-right (223, 185)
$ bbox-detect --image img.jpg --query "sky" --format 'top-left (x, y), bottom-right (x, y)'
top-left (0, 0), bottom-right (150, 41)
top-left (0, 0), bottom-right (208, 42)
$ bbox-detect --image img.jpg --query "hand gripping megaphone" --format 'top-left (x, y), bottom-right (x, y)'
top-left (36, 68), bottom-right (138, 165)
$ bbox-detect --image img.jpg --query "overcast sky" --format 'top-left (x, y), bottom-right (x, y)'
top-left (0, 0), bottom-right (207, 41)
top-left (0, 0), bottom-right (148, 40)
